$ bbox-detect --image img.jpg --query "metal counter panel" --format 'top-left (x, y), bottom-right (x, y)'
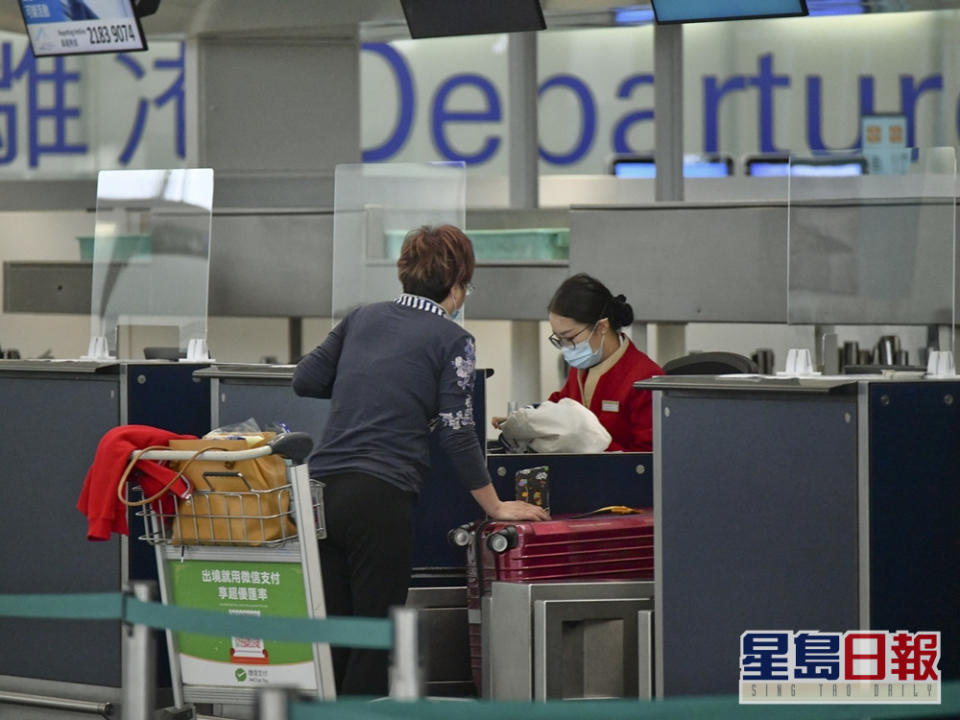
top-left (658, 391), bottom-right (859, 696)
top-left (486, 452), bottom-right (652, 514)
top-left (869, 382), bottom-right (960, 680)
top-left (0, 363), bottom-right (214, 689)
top-left (123, 363), bottom-right (211, 433)
top-left (0, 374), bottom-right (121, 686)
top-left (212, 377), bottom-right (330, 445)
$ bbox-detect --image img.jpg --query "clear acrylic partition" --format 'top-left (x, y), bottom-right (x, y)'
top-left (332, 162), bottom-right (466, 323)
top-left (787, 147), bottom-right (956, 357)
top-left (88, 169), bottom-right (215, 360)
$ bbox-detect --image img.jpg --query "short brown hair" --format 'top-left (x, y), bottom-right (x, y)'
top-left (397, 224), bottom-right (475, 303)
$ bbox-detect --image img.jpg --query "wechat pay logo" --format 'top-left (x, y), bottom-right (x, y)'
top-left (235, 668), bottom-right (247, 682)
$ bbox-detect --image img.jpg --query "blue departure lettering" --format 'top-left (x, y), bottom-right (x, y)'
top-left (0, 45), bottom-right (86, 167)
top-left (703, 74), bottom-right (748, 153)
top-left (749, 53), bottom-right (790, 153)
top-left (360, 47), bottom-right (956, 165)
top-left (115, 42), bottom-right (186, 165)
top-left (612, 73), bottom-right (655, 154)
top-left (900, 73), bottom-right (942, 148)
top-left (0, 44), bottom-right (16, 164)
top-left (431, 73), bottom-right (501, 164)
top-left (361, 42), bottom-right (415, 162)
top-left (806, 75), bottom-right (875, 151)
top-left (538, 74), bottom-right (596, 164)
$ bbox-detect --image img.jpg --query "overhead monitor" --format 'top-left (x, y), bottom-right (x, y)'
top-left (611, 155), bottom-right (734, 178)
top-left (401, 0), bottom-right (545, 39)
top-left (651, 0), bottom-right (808, 24)
top-left (745, 155), bottom-right (867, 177)
top-left (19, 0), bottom-right (148, 57)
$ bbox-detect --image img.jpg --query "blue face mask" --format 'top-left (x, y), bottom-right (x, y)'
top-left (560, 327), bottom-right (603, 369)
top-left (449, 304), bottom-right (465, 327)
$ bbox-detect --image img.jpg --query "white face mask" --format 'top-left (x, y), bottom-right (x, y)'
top-left (559, 325), bottom-right (603, 369)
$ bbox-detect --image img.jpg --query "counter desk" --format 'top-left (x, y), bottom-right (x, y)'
top-left (0, 358), bottom-right (655, 701)
top-left (194, 363), bottom-right (493, 579)
top-left (195, 364), bottom-right (655, 697)
top-left (636, 374), bottom-right (960, 697)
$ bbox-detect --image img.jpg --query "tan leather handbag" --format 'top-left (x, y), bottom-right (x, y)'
top-left (167, 433), bottom-right (296, 546)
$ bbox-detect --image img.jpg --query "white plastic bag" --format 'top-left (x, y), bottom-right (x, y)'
top-left (498, 398), bottom-right (612, 454)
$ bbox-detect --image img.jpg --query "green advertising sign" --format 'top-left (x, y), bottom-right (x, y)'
top-left (167, 559), bottom-right (316, 688)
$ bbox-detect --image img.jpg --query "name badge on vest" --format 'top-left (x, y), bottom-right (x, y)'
top-left (601, 400), bottom-right (619, 413)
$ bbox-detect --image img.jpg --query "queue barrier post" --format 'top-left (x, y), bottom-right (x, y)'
top-left (388, 606), bottom-right (424, 700)
top-left (257, 687), bottom-right (292, 720)
top-left (122, 581), bottom-right (157, 720)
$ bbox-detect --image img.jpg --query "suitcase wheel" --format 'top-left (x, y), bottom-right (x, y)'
top-left (447, 524), bottom-right (473, 548)
top-left (486, 526), bottom-right (518, 554)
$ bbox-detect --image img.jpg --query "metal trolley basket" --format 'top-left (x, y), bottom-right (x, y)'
top-left (131, 432), bottom-right (336, 708)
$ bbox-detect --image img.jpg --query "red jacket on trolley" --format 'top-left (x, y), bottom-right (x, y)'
top-left (77, 424), bottom-right (196, 541)
top-left (548, 337), bottom-right (663, 452)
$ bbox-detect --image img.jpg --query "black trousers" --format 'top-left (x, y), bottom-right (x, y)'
top-left (316, 471), bottom-right (417, 696)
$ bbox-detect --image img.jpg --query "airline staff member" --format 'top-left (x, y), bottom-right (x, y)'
top-left (494, 273), bottom-right (664, 451)
top-left (293, 224), bottom-right (547, 697)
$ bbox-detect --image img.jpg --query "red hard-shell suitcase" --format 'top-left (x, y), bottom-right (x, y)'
top-left (452, 510), bottom-right (655, 695)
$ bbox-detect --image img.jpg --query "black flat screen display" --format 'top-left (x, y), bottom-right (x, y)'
top-left (401, 0), bottom-right (545, 39)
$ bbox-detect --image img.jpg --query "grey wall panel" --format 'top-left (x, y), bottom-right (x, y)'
top-left (199, 39), bottom-right (360, 173)
top-left (0, 179), bottom-right (97, 211)
top-left (5, 212), bottom-right (335, 317)
top-left (788, 202), bottom-right (956, 325)
top-left (3, 261), bottom-right (92, 313)
top-left (208, 212), bottom-right (333, 316)
top-left (468, 264), bottom-right (569, 321)
top-left (571, 201), bottom-right (960, 325)
top-left (570, 203), bottom-right (788, 323)
top-left (212, 174), bottom-right (336, 209)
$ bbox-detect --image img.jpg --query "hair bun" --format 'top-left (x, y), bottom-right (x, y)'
top-left (611, 293), bottom-right (634, 327)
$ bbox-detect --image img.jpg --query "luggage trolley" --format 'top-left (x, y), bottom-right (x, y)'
top-left (132, 432), bottom-right (335, 708)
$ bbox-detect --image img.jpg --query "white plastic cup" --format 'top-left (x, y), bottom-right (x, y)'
top-left (926, 350), bottom-right (956, 378)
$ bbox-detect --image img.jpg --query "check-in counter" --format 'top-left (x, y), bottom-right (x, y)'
top-left (196, 363), bottom-right (656, 575)
top-left (193, 364), bottom-right (495, 579)
top-left (193, 364), bottom-right (656, 697)
top-left (637, 374), bottom-right (960, 697)
top-left (0, 360), bottom-right (210, 701)
top-left (194, 363), bottom-right (498, 696)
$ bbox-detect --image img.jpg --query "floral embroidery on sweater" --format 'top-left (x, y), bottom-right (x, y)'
top-left (439, 339), bottom-right (477, 429)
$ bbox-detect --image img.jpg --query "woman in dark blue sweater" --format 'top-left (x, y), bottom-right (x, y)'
top-left (293, 224), bottom-right (547, 696)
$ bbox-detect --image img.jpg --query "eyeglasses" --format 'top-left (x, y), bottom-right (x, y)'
top-left (548, 323), bottom-right (594, 350)
top-left (464, 282), bottom-right (475, 296)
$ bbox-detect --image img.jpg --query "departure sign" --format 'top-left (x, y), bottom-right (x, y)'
top-left (19, 0), bottom-right (148, 57)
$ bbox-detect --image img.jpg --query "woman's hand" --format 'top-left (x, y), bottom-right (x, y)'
top-left (471, 484), bottom-right (550, 521)
top-left (487, 500), bottom-right (550, 522)
top-left (491, 416), bottom-right (507, 429)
